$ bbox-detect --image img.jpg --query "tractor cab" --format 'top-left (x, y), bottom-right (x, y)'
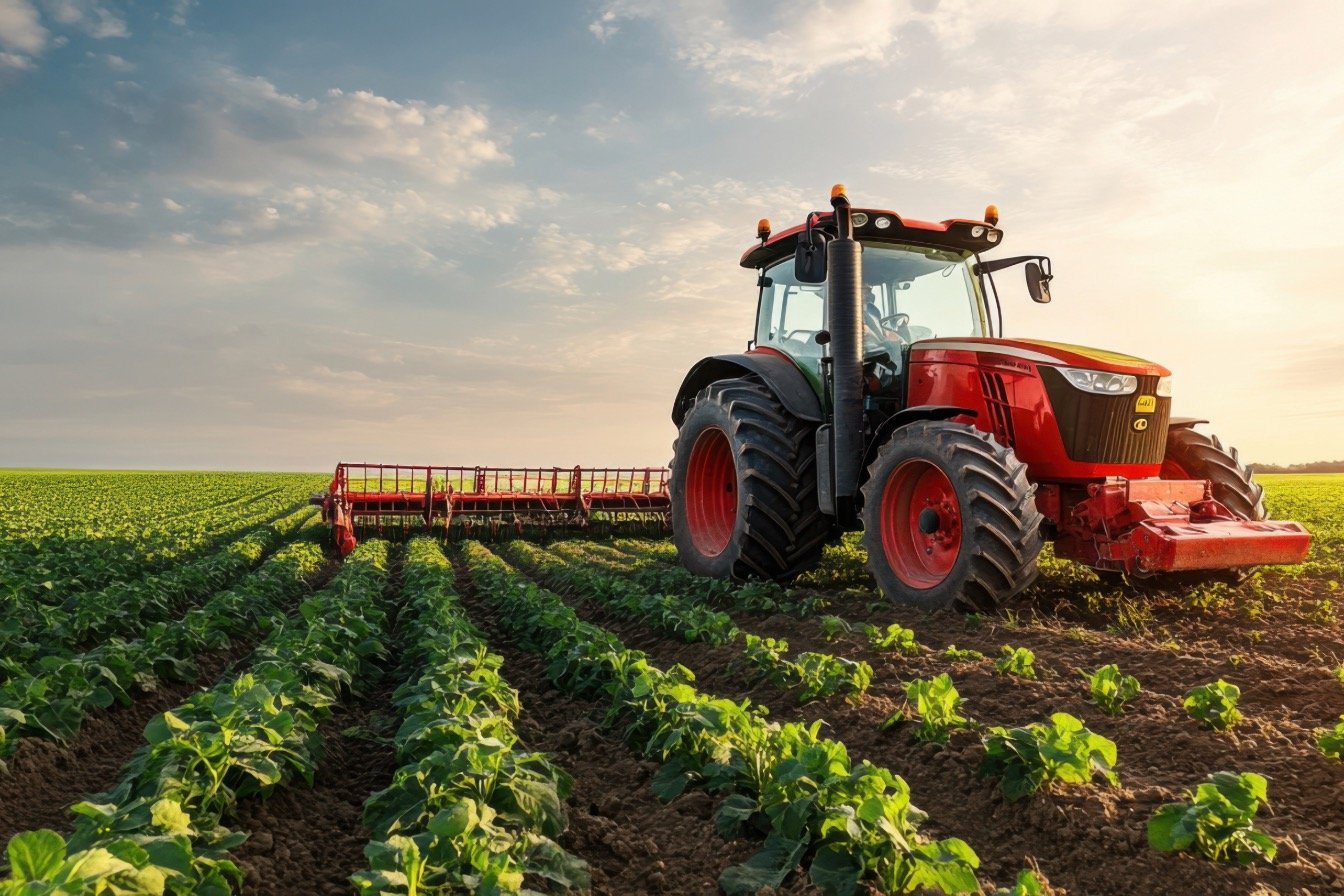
top-left (753, 241), bottom-right (989, 397)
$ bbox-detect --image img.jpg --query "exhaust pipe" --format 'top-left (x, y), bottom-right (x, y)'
top-left (827, 188), bottom-right (863, 521)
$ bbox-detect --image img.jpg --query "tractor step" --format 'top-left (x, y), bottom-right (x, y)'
top-left (1053, 477), bottom-right (1310, 575)
top-left (314, 463), bottom-right (670, 555)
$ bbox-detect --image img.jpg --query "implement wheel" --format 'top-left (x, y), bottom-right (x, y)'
top-left (670, 376), bottom-right (833, 580)
top-left (860, 421), bottom-right (1042, 611)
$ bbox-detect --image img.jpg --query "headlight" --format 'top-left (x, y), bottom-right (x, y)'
top-left (1060, 367), bottom-right (1138, 395)
top-left (1156, 376), bottom-right (1172, 397)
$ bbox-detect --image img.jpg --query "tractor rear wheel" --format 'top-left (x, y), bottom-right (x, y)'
top-left (670, 376), bottom-right (833, 580)
top-left (1161, 427), bottom-right (1267, 520)
top-left (859, 421), bottom-right (1043, 611)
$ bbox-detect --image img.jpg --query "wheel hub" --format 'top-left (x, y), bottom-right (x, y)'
top-left (880, 459), bottom-right (961, 587)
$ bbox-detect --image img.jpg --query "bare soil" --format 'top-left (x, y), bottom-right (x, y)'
top-left (230, 685), bottom-right (400, 896)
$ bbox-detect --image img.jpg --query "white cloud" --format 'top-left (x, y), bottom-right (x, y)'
top-left (591, 0), bottom-right (911, 113)
top-left (0, 0), bottom-right (44, 70)
top-left (161, 197), bottom-right (183, 212)
top-left (168, 0), bottom-right (192, 26)
top-left (0, 0), bottom-right (45, 52)
top-left (42, 0), bottom-right (128, 39)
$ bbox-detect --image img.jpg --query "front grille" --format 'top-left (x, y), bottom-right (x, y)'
top-left (1039, 369), bottom-right (1170, 465)
top-left (978, 370), bottom-right (1016, 447)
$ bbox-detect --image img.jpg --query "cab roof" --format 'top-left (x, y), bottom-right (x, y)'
top-left (739, 208), bottom-right (1003, 269)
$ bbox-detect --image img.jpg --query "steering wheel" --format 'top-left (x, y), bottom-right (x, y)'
top-left (879, 313), bottom-right (910, 329)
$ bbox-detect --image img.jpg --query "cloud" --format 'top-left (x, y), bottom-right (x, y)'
top-left (591, 0), bottom-right (911, 113)
top-left (42, 0), bottom-right (128, 39)
top-left (0, 0), bottom-right (45, 71)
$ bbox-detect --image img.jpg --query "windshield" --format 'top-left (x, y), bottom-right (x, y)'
top-left (755, 243), bottom-right (987, 366)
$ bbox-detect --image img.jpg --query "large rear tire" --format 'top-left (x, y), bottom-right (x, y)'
top-left (859, 421), bottom-right (1043, 611)
top-left (670, 376), bottom-right (833, 580)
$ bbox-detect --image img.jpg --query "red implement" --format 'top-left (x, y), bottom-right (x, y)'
top-left (1051, 478), bottom-right (1311, 575)
top-left (312, 463), bottom-right (670, 555)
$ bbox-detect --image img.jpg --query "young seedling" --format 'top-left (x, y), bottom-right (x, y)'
top-left (1184, 680), bottom-right (1243, 731)
top-left (818, 615), bottom-right (851, 641)
top-left (979, 712), bottom-right (1118, 801)
top-left (1082, 664), bottom-right (1141, 715)
top-left (943, 645), bottom-right (985, 662)
top-left (864, 622), bottom-right (921, 656)
top-left (992, 869), bottom-right (1046, 896)
top-left (1316, 717), bottom-right (1344, 760)
top-left (994, 646), bottom-right (1038, 680)
top-left (884, 673), bottom-right (970, 744)
top-left (1148, 771), bottom-right (1277, 865)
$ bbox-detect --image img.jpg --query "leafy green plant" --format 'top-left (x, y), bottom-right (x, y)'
top-left (1316, 717), bottom-right (1344, 760)
top-left (994, 646), bottom-right (1037, 679)
top-left (1082, 664), bottom-right (1141, 715)
top-left (1148, 771), bottom-right (1277, 865)
top-left (791, 653), bottom-right (873, 703)
top-left (885, 674), bottom-right (970, 744)
top-left (979, 713), bottom-right (1119, 801)
top-left (1184, 680), bottom-right (1243, 731)
top-left (864, 622), bottom-right (921, 656)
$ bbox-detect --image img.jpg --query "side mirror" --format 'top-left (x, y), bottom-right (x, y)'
top-left (1026, 261), bottom-right (1052, 304)
top-left (795, 232), bottom-right (828, 283)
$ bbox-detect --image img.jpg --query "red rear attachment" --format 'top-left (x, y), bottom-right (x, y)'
top-left (312, 463), bottom-right (670, 555)
top-left (1050, 478), bottom-right (1311, 575)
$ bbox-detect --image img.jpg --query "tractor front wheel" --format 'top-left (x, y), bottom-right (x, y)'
top-left (1161, 427), bottom-right (1266, 520)
top-left (670, 376), bottom-right (833, 580)
top-left (860, 421), bottom-right (1043, 611)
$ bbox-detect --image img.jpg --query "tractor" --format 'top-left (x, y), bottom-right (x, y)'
top-left (669, 186), bottom-right (1310, 609)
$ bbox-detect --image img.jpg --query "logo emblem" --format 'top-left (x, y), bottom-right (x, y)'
top-left (1135, 395), bottom-right (1156, 413)
top-left (1132, 418), bottom-right (1149, 432)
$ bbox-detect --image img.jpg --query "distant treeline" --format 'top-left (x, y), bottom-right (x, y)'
top-left (1249, 460), bottom-right (1344, 474)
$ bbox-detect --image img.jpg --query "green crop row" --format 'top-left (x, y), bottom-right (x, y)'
top-left (0, 506), bottom-right (316, 682)
top-left (501, 542), bottom-right (872, 703)
top-left (463, 542), bottom-right (980, 896)
top-left (353, 538), bottom-right (587, 895)
top-left (0, 540), bottom-right (391, 896)
top-left (0, 530), bottom-right (325, 766)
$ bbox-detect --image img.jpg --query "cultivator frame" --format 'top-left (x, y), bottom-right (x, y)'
top-left (312, 463), bottom-right (671, 554)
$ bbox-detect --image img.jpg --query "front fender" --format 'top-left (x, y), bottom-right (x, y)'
top-left (862, 405), bottom-right (977, 472)
top-left (671, 351), bottom-right (823, 426)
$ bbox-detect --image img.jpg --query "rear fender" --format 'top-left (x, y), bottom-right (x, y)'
top-left (671, 351), bottom-right (823, 426)
top-left (1169, 417), bottom-right (1209, 429)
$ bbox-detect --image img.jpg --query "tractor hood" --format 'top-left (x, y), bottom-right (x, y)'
top-left (909, 337), bottom-right (1170, 377)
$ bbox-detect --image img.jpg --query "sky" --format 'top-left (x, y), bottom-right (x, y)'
top-left (1, 0), bottom-right (1341, 471)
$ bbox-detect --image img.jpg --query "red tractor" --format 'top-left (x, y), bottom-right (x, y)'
top-left (669, 186), bottom-right (1309, 609)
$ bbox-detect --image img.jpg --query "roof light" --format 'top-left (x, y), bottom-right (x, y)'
top-left (971, 225), bottom-right (986, 238)
top-left (757, 218), bottom-right (771, 240)
top-left (984, 204), bottom-right (1000, 226)
top-left (831, 183), bottom-right (847, 200)
top-left (987, 231), bottom-right (1000, 243)
top-left (852, 212), bottom-right (869, 226)
top-left (874, 216), bottom-right (892, 229)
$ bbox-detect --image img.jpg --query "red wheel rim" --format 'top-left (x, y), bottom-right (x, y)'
top-left (685, 427), bottom-right (736, 556)
top-left (880, 459), bottom-right (961, 588)
top-left (1160, 458), bottom-right (1191, 480)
